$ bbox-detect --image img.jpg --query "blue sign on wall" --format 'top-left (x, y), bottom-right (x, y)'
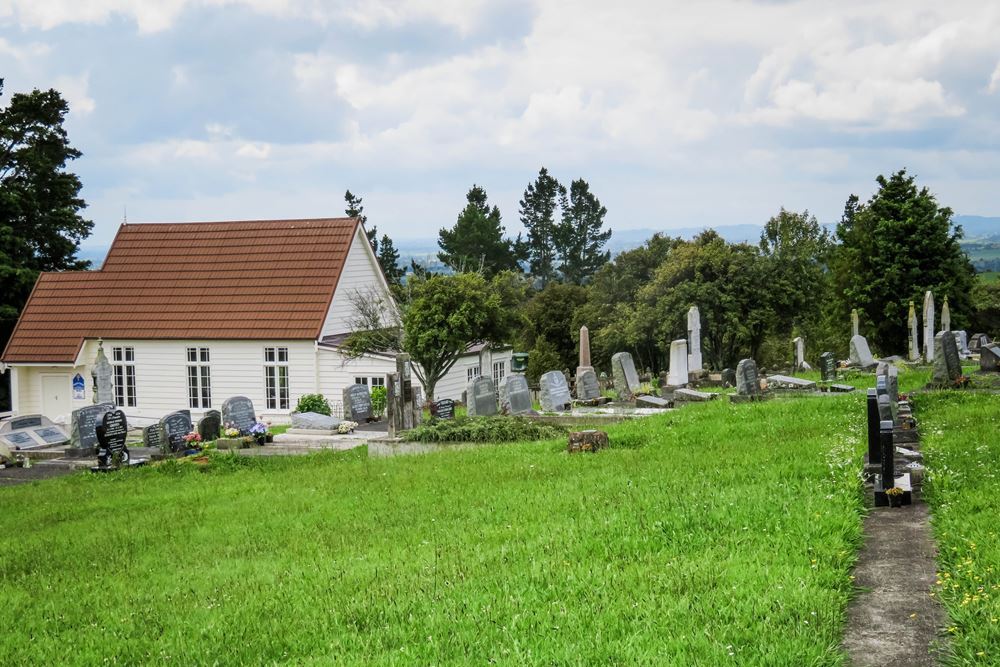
top-left (72, 373), bottom-right (85, 400)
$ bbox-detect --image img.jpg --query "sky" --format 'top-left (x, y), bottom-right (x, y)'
top-left (2, 0), bottom-right (999, 251)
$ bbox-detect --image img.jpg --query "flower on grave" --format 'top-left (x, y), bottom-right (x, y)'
top-left (885, 486), bottom-right (905, 497)
top-left (183, 431), bottom-right (202, 444)
top-left (338, 421), bottom-right (358, 434)
top-left (249, 421), bottom-right (268, 435)
top-left (224, 427), bottom-right (240, 438)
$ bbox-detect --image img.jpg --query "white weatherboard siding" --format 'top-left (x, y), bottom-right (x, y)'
top-left (321, 226), bottom-right (395, 339)
top-left (317, 347), bottom-right (423, 416)
top-left (433, 350), bottom-right (513, 402)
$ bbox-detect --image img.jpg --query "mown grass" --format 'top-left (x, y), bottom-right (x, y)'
top-left (918, 390), bottom-right (1000, 664)
top-left (0, 392), bottom-right (872, 665)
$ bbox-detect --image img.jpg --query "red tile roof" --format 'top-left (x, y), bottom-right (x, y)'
top-left (2, 218), bottom-right (360, 363)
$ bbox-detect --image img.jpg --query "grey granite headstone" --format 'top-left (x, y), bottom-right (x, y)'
top-left (970, 333), bottom-right (991, 353)
top-left (820, 352), bottom-right (836, 381)
top-left (142, 425), bottom-right (162, 449)
top-left (575, 368), bottom-right (601, 400)
top-left (221, 396), bottom-right (257, 433)
top-left (69, 403), bottom-right (116, 451)
top-left (160, 410), bottom-right (193, 453)
top-left (91, 343), bottom-right (115, 406)
top-left (736, 359), bottom-right (761, 396)
top-left (981, 344), bottom-right (1000, 372)
top-left (466, 376), bottom-right (498, 417)
top-left (849, 335), bottom-right (875, 369)
top-left (954, 331), bottom-right (970, 358)
top-left (501, 375), bottom-right (533, 415)
top-left (343, 384), bottom-right (373, 422)
top-left (290, 411), bottom-right (341, 430)
top-left (539, 371), bottom-right (572, 412)
top-left (197, 409), bottom-right (222, 441)
top-left (931, 331), bottom-right (962, 385)
top-left (611, 351), bottom-right (641, 399)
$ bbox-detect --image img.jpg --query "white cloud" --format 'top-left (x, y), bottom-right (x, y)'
top-left (53, 72), bottom-right (95, 115)
top-left (989, 62), bottom-right (1000, 94)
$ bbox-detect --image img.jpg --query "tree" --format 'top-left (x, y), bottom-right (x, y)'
top-left (437, 185), bottom-right (523, 277)
top-left (831, 169), bottom-right (976, 354)
top-left (519, 167), bottom-right (562, 286)
top-left (343, 271), bottom-right (524, 402)
top-left (345, 189), bottom-right (405, 287)
top-left (518, 282), bottom-right (589, 371)
top-left (556, 178), bottom-right (611, 284)
top-left (0, 81), bottom-right (92, 345)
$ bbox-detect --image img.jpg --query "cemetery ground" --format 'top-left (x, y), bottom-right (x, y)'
top-left (0, 367), bottom-right (996, 664)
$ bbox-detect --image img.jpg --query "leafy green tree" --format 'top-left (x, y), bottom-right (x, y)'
top-left (971, 280), bottom-right (1000, 338)
top-left (344, 271), bottom-right (524, 401)
top-left (525, 337), bottom-right (562, 385)
top-left (518, 282), bottom-right (588, 370)
top-left (556, 178), bottom-right (611, 284)
top-left (519, 167), bottom-right (562, 286)
top-left (437, 185), bottom-right (523, 277)
top-left (0, 82), bottom-right (92, 345)
top-left (831, 169), bottom-right (976, 354)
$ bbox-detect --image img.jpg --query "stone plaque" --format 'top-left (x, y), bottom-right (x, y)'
top-left (736, 359), bottom-right (761, 396)
top-left (466, 376), bottom-right (497, 417)
top-left (8, 415), bottom-right (42, 430)
top-left (343, 384), bottom-right (373, 422)
top-left (142, 425), bottom-right (162, 449)
top-left (70, 403), bottom-right (116, 451)
top-left (34, 427), bottom-right (69, 445)
top-left (432, 399), bottom-right (456, 420)
top-left (96, 409), bottom-right (129, 467)
top-left (501, 375), bottom-right (533, 415)
top-left (539, 371), bottom-right (572, 412)
top-left (221, 396), bottom-right (256, 434)
top-left (3, 431), bottom-right (35, 448)
top-left (160, 410), bottom-right (193, 453)
top-left (820, 352), bottom-right (836, 381)
top-left (575, 368), bottom-right (600, 400)
top-left (611, 351), bottom-right (640, 399)
top-left (197, 410), bottom-right (222, 441)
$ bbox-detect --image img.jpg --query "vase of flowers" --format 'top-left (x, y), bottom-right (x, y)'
top-left (250, 421), bottom-right (269, 446)
top-left (338, 421), bottom-right (358, 434)
top-left (182, 431), bottom-right (202, 451)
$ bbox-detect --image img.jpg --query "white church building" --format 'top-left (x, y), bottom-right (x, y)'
top-left (0, 218), bottom-right (510, 425)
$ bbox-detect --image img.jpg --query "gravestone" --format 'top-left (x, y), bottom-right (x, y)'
top-left (343, 384), bottom-right (373, 422)
top-left (874, 419), bottom-right (911, 507)
top-left (0, 414), bottom-right (70, 450)
top-left (94, 409), bottom-right (129, 469)
top-left (851, 309), bottom-right (860, 337)
top-left (635, 395), bottom-right (671, 409)
top-left (687, 306), bottom-right (703, 372)
top-left (197, 410), bottom-right (222, 441)
top-left (142, 425), bottom-right (162, 449)
top-left (848, 335), bottom-right (875, 369)
top-left (672, 388), bottom-right (718, 402)
top-left (970, 333), bottom-right (991, 353)
top-left (735, 359), bottom-right (761, 396)
top-left (91, 342), bottom-right (115, 406)
top-left (221, 396), bottom-right (256, 434)
top-left (69, 403), bottom-right (115, 453)
top-left (539, 371), bottom-right (572, 412)
top-left (907, 301), bottom-right (919, 362)
top-left (576, 325), bottom-right (593, 377)
top-left (611, 352), bottom-right (641, 399)
top-left (666, 339), bottom-right (688, 386)
top-left (923, 291), bottom-right (935, 362)
top-left (466, 376), bottom-right (498, 417)
top-left (954, 331), bottom-right (970, 358)
top-left (432, 398), bottom-right (456, 420)
top-left (941, 296), bottom-right (951, 332)
top-left (290, 411), bottom-right (340, 430)
top-left (575, 368), bottom-right (601, 401)
top-left (865, 389), bottom-right (880, 467)
top-left (792, 337), bottom-right (808, 372)
top-left (720, 368), bottom-right (736, 387)
top-left (766, 375), bottom-right (817, 391)
top-left (819, 352), bottom-right (836, 381)
top-left (980, 344), bottom-right (1000, 373)
top-left (501, 375), bottom-right (533, 415)
top-left (931, 331), bottom-right (962, 385)
top-left (160, 410), bottom-right (193, 453)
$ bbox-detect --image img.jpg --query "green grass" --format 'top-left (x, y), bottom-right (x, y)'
top-left (918, 391), bottom-right (1000, 663)
top-left (0, 392), bottom-right (871, 665)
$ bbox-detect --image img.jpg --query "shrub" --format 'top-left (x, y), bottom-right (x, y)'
top-left (295, 393), bottom-right (331, 416)
top-left (370, 386), bottom-right (387, 419)
top-left (406, 416), bottom-right (565, 443)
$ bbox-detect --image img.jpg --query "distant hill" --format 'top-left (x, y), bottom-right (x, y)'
top-left (954, 215), bottom-right (1000, 241)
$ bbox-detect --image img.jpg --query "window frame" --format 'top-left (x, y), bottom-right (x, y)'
top-left (111, 345), bottom-right (137, 408)
top-left (263, 346), bottom-right (290, 410)
top-left (186, 346), bottom-right (212, 409)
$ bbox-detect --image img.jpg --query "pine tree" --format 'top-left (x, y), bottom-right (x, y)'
top-left (437, 185), bottom-right (522, 277)
top-left (345, 189), bottom-right (376, 254)
top-left (518, 167), bottom-right (561, 286)
top-left (556, 178), bottom-right (611, 284)
top-left (377, 234), bottom-right (404, 286)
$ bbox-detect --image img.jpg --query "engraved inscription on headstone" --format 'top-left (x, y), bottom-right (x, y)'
top-left (466, 376), bottom-right (498, 417)
top-left (221, 396), bottom-right (256, 434)
top-left (575, 368), bottom-right (600, 400)
top-left (611, 351), bottom-right (641, 399)
top-left (432, 398), bottom-right (456, 420)
top-left (736, 359), bottom-right (761, 396)
top-left (539, 371), bottom-right (572, 412)
top-left (501, 375), bottom-right (533, 415)
top-left (95, 409), bottom-right (129, 468)
top-left (70, 403), bottom-right (116, 451)
top-left (160, 410), bottom-right (193, 453)
top-left (819, 352), bottom-right (836, 381)
top-left (343, 384), bottom-right (373, 422)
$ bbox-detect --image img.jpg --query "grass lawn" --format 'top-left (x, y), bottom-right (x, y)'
top-left (7, 373), bottom-right (967, 665)
top-left (919, 390), bottom-right (1000, 664)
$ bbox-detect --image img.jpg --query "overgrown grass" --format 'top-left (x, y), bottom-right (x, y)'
top-left (918, 390), bottom-right (1000, 664)
top-left (406, 415), bottom-right (565, 443)
top-left (0, 393), bottom-right (870, 664)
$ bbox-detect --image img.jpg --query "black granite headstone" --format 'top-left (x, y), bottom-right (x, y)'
top-left (160, 410), bottom-right (193, 453)
top-left (819, 352), bottom-right (836, 381)
top-left (197, 410), bottom-right (222, 441)
top-left (432, 399), bottom-right (455, 420)
top-left (221, 396), bottom-right (257, 434)
top-left (142, 425), bottom-right (162, 449)
top-left (343, 384), bottom-right (373, 422)
top-left (95, 410), bottom-right (129, 468)
top-left (866, 389), bottom-right (880, 466)
top-left (70, 403), bottom-right (116, 452)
